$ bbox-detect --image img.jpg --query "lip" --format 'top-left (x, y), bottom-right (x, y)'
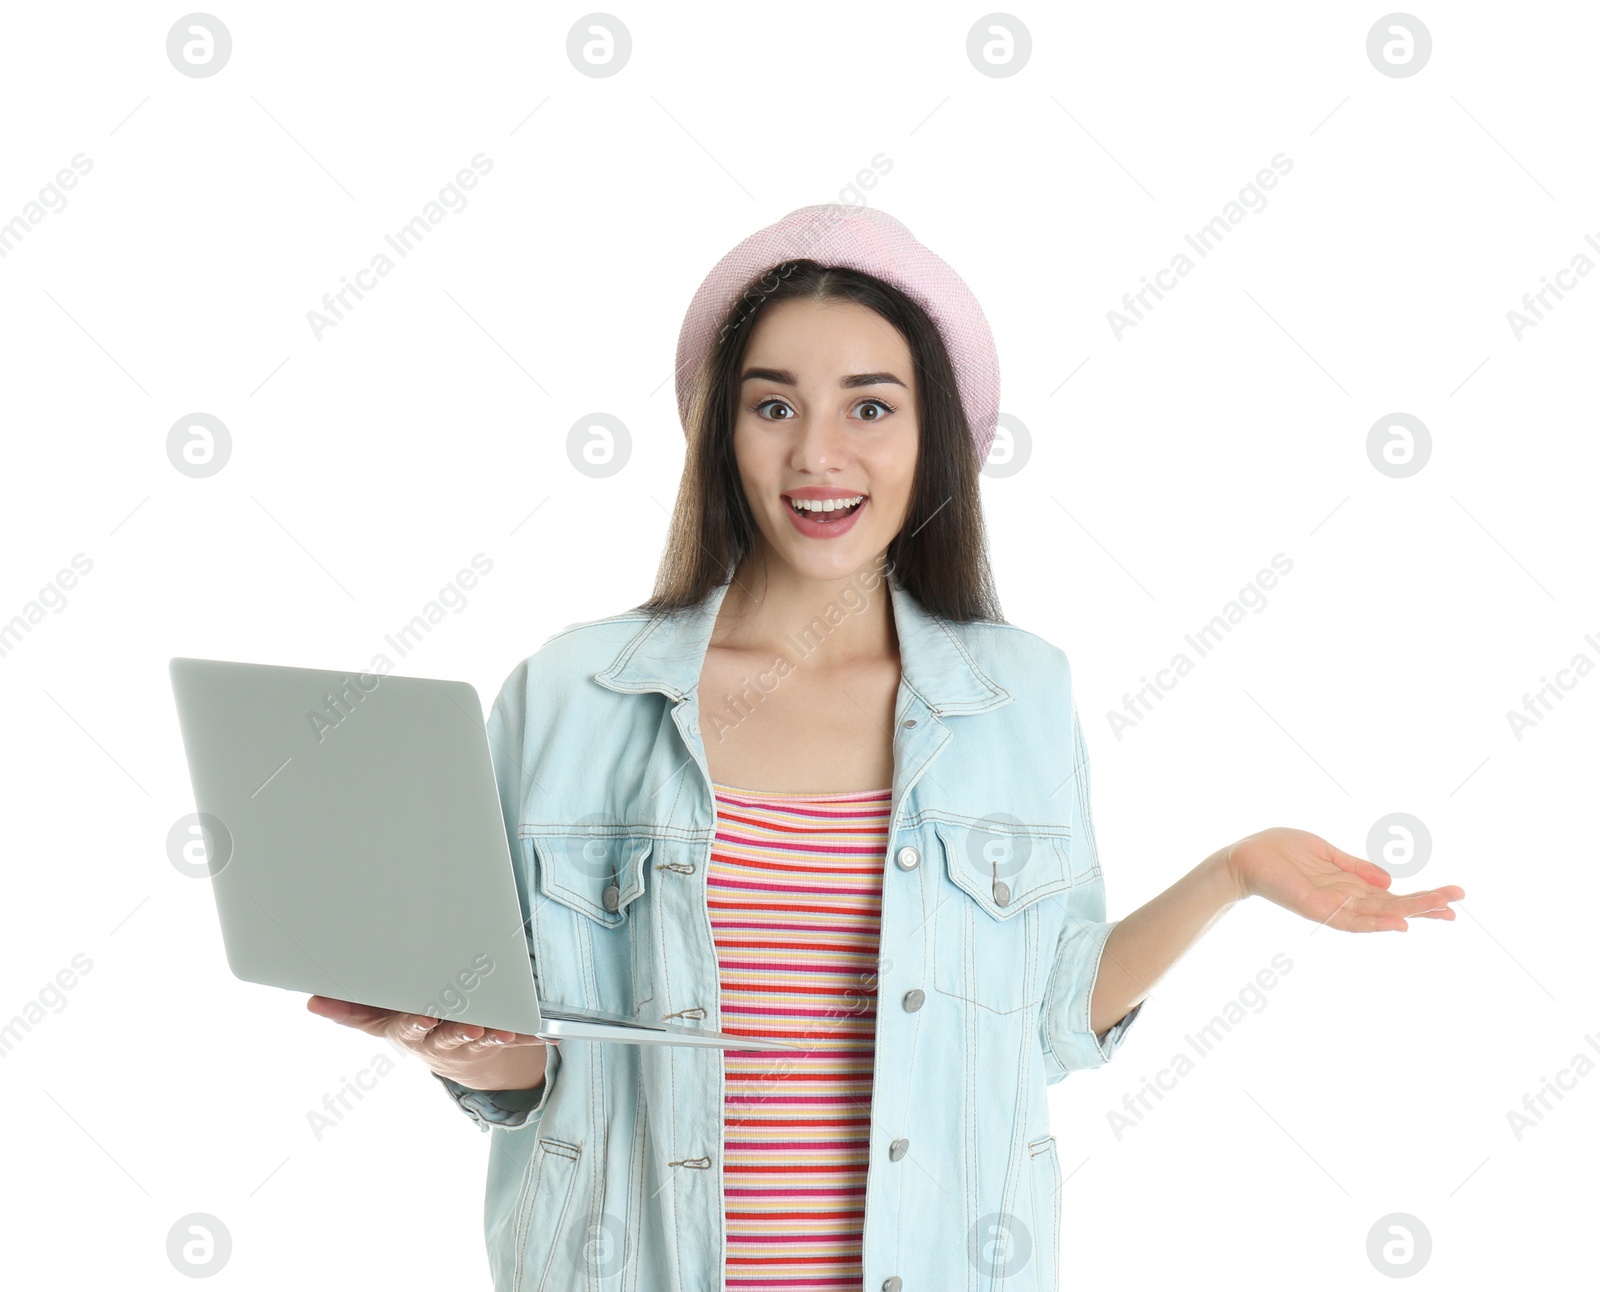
top-left (781, 492), bottom-right (868, 541)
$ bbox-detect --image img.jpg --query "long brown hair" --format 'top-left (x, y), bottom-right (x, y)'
top-left (636, 259), bottom-right (1003, 623)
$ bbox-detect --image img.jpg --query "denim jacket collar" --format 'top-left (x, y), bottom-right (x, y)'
top-left (590, 564), bottom-right (1014, 717)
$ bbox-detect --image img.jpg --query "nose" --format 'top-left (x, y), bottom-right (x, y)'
top-left (787, 409), bottom-right (853, 474)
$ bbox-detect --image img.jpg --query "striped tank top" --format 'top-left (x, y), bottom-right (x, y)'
top-left (707, 780), bottom-right (893, 1289)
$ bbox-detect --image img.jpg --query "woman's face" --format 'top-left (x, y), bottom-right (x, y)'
top-left (732, 296), bottom-right (919, 584)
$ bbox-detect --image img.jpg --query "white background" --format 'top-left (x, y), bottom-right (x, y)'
top-left (1, 1), bottom-right (1594, 1286)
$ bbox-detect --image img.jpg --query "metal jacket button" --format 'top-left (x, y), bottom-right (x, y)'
top-left (602, 885), bottom-right (620, 911)
top-left (883, 1278), bottom-right (903, 1292)
top-left (895, 846), bottom-right (920, 871)
top-left (902, 989), bottom-right (925, 1012)
top-left (888, 1137), bottom-right (908, 1161)
top-left (992, 880), bottom-right (1011, 906)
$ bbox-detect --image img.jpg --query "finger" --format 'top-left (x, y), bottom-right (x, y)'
top-left (439, 1024), bottom-right (556, 1048)
top-left (1347, 912), bottom-right (1409, 933)
top-left (388, 1013), bottom-right (443, 1047)
top-left (1339, 887), bottom-right (1460, 919)
top-left (1390, 887), bottom-right (1465, 913)
top-left (1411, 902), bottom-right (1458, 918)
top-left (307, 997), bottom-right (403, 1029)
top-left (1327, 845), bottom-right (1392, 889)
top-left (430, 1022), bottom-right (500, 1051)
top-left (1318, 904), bottom-right (1408, 933)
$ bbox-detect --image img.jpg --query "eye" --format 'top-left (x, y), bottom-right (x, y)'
top-left (751, 397), bottom-right (794, 420)
top-left (854, 397), bottom-right (897, 421)
top-left (747, 395), bottom-right (899, 422)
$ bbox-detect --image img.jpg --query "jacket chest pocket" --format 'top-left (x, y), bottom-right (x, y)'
top-left (930, 817), bottom-right (1074, 1015)
top-left (524, 832), bottom-right (654, 1017)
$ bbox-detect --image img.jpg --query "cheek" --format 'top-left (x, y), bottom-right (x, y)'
top-left (732, 427), bottom-right (779, 495)
top-left (871, 444), bottom-right (917, 510)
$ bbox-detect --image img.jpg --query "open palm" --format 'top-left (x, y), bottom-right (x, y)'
top-left (1226, 827), bottom-right (1464, 932)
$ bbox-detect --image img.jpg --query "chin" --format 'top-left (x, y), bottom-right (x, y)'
top-left (783, 539), bottom-right (881, 579)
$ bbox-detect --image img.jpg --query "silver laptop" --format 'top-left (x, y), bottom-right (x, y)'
top-left (168, 657), bottom-right (793, 1051)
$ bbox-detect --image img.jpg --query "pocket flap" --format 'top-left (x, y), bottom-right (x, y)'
top-left (526, 833), bottom-right (652, 926)
top-left (933, 818), bottom-right (1072, 921)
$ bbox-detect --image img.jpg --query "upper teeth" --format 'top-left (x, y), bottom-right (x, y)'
top-left (790, 495), bottom-right (864, 513)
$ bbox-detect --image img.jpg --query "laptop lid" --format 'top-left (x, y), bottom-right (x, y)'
top-left (169, 657), bottom-right (546, 1036)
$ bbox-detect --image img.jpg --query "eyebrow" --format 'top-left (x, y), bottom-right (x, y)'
top-left (740, 367), bottom-right (907, 390)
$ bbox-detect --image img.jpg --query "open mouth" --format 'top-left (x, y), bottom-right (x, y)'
top-left (785, 494), bottom-right (867, 524)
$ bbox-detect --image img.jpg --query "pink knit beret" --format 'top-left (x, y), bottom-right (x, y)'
top-left (673, 203), bottom-right (1001, 465)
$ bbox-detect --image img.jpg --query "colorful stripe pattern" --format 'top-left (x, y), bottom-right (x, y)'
top-left (707, 779), bottom-right (893, 1289)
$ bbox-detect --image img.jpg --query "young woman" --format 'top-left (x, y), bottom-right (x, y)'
top-left (310, 205), bottom-right (1465, 1291)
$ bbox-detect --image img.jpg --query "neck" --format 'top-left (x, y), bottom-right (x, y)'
top-left (713, 545), bottom-right (896, 669)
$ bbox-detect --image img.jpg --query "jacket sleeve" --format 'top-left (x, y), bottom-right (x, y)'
top-left (1038, 700), bottom-right (1144, 1081)
top-left (433, 1048), bottom-right (560, 1133)
top-left (435, 659), bottom-right (560, 1132)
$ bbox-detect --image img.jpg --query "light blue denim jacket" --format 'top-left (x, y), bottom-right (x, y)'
top-left (436, 565), bottom-right (1144, 1291)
